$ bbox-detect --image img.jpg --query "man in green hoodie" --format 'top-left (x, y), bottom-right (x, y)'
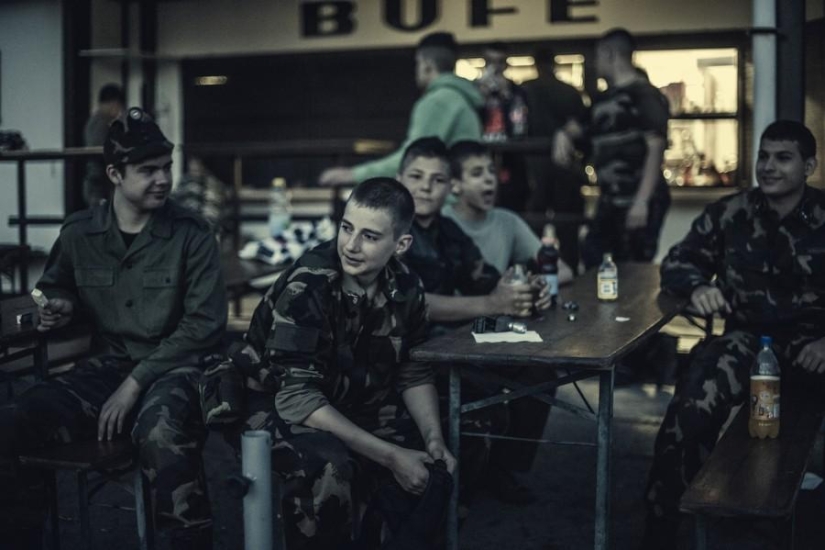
top-left (320, 31), bottom-right (483, 185)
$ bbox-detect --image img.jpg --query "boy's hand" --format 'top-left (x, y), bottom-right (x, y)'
top-left (689, 285), bottom-right (731, 317)
top-left (36, 298), bottom-right (74, 332)
top-left (388, 447), bottom-right (432, 496)
top-left (626, 199), bottom-right (649, 229)
top-left (795, 338), bottom-right (825, 374)
top-left (528, 274), bottom-right (551, 311)
top-left (489, 278), bottom-right (533, 317)
top-left (426, 437), bottom-right (457, 475)
top-left (319, 167), bottom-right (354, 186)
top-left (98, 376), bottom-right (142, 441)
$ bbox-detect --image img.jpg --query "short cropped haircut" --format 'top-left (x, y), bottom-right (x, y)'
top-left (597, 28), bottom-right (636, 60)
top-left (348, 177), bottom-right (415, 237)
top-left (449, 140), bottom-right (491, 179)
top-left (417, 32), bottom-right (458, 73)
top-left (761, 120), bottom-right (817, 160)
top-left (399, 136), bottom-right (450, 174)
top-left (98, 83), bottom-right (125, 105)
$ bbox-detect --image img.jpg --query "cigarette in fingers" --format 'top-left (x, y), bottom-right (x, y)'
top-left (31, 288), bottom-right (50, 309)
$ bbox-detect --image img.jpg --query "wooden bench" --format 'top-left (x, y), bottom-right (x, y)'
top-left (680, 394), bottom-right (825, 549)
top-left (18, 438), bottom-right (153, 550)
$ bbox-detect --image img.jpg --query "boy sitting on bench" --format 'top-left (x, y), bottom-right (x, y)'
top-left (642, 120), bottom-right (825, 548)
top-left (0, 108), bottom-right (226, 549)
top-left (232, 178), bottom-right (455, 550)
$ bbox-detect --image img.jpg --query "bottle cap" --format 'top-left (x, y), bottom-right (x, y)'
top-left (760, 335), bottom-right (772, 347)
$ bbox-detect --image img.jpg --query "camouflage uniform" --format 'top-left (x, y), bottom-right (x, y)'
top-left (230, 240), bottom-right (436, 550)
top-left (404, 216), bottom-right (547, 475)
top-left (0, 199), bottom-right (227, 538)
top-left (645, 186), bottom-right (825, 525)
top-left (172, 171), bottom-right (232, 238)
top-left (405, 215), bottom-right (500, 300)
top-left (582, 79), bottom-right (671, 269)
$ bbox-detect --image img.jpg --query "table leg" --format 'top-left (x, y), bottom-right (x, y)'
top-left (447, 365), bottom-right (460, 550)
top-left (594, 369), bottom-right (614, 550)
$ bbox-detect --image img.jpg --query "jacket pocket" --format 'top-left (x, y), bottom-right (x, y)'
top-left (141, 269), bottom-right (179, 335)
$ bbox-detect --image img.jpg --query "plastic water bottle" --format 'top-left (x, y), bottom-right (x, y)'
top-left (749, 336), bottom-right (780, 439)
top-left (268, 177), bottom-right (291, 238)
top-left (597, 253), bottom-right (618, 301)
top-left (536, 225), bottom-right (560, 308)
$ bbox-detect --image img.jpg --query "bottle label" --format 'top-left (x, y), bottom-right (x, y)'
top-left (597, 275), bottom-right (618, 300)
top-left (750, 375), bottom-right (780, 421)
top-left (543, 274), bottom-right (559, 297)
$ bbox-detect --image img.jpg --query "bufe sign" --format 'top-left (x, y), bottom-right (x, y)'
top-left (301, 0), bottom-right (598, 37)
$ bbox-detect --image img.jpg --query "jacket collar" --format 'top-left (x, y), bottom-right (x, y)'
top-left (83, 200), bottom-right (173, 239)
top-left (750, 186), bottom-right (822, 229)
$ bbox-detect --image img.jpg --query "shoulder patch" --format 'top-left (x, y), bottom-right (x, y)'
top-left (266, 323), bottom-right (320, 353)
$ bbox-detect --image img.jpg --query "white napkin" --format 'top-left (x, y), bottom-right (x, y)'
top-left (472, 331), bottom-right (543, 343)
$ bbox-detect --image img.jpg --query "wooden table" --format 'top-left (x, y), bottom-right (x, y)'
top-left (410, 263), bottom-right (684, 550)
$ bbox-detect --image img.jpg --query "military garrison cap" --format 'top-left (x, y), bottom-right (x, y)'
top-left (104, 107), bottom-right (173, 166)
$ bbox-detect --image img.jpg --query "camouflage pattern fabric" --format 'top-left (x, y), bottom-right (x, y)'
top-left (660, 187), bottom-right (825, 338)
top-left (232, 388), bottom-right (425, 550)
top-left (582, 78), bottom-right (671, 269)
top-left (104, 107), bottom-right (173, 166)
top-left (581, 185), bottom-right (670, 269)
top-left (404, 216), bottom-right (500, 299)
top-left (646, 185), bottom-right (825, 521)
top-left (0, 358), bottom-right (210, 533)
top-left (171, 173), bottom-right (232, 237)
top-left (229, 241), bottom-right (500, 549)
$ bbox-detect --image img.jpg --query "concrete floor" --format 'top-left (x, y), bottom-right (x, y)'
top-left (8, 374), bottom-right (823, 550)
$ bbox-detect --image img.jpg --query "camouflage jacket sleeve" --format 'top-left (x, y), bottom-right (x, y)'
top-left (244, 270), bottom-right (336, 425)
top-left (395, 277), bottom-right (436, 393)
top-left (660, 200), bottom-right (725, 298)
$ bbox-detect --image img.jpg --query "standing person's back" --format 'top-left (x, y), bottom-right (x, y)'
top-left (319, 32), bottom-right (483, 186)
top-left (556, 29), bottom-right (671, 269)
top-left (83, 84), bottom-right (124, 206)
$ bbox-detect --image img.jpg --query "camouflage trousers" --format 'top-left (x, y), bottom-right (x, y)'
top-left (0, 357), bottom-right (210, 534)
top-left (233, 387), bottom-right (501, 550)
top-left (644, 330), bottom-right (825, 520)
top-left (582, 184), bottom-right (671, 270)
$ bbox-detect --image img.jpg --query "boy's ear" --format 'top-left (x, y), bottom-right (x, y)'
top-left (395, 234), bottom-right (413, 257)
top-left (804, 157), bottom-right (818, 179)
top-left (106, 164), bottom-right (123, 185)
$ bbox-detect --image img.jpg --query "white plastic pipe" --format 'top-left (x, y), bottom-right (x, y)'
top-left (752, 0), bottom-right (777, 186)
top-left (241, 430), bottom-right (273, 550)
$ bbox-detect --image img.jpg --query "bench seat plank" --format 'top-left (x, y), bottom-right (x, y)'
top-left (681, 395), bottom-right (824, 518)
top-left (18, 438), bottom-right (133, 471)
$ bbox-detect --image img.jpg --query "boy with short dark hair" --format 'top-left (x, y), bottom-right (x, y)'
top-left (444, 139), bottom-right (573, 282)
top-left (642, 120), bottom-right (825, 548)
top-left (235, 177), bottom-right (455, 550)
top-left (397, 137), bottom-right (553, 503)
top-left (397, 137), bottom-right (550, 323)
top-left (0, 107), bottom-right (226, 549)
